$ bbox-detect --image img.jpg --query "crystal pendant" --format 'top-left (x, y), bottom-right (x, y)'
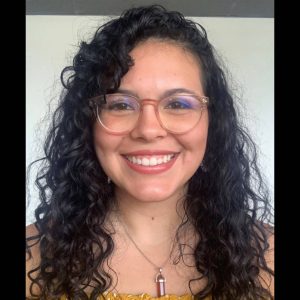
top-left (155, 268), bottom-right (166, 297)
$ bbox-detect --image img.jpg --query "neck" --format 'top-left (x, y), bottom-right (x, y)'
top-left (112, 188), bottom-right (187, 246)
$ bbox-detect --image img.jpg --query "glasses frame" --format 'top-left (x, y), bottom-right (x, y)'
top-left (90, 93), bottom-right (209, 135)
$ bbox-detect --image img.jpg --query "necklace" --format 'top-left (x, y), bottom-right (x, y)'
top-left (119, 216), bottom-right (175, 297)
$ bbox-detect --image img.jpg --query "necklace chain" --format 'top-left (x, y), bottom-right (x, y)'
top-left (116, 213), bottom-right (185, 297)
top-left (118, 215), bottom-right (175, 271)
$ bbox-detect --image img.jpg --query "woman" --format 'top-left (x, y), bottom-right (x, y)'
top-left (26, 5), bottom-right (274, 300)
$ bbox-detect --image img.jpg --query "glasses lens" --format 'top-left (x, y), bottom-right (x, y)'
top-left (97, 94), bottom-right (139, 132)
top-left (159, 95), bottom-right (205, 133)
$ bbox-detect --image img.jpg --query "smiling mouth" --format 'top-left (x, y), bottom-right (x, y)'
top-left (124, 154), bottom-right (176, 167)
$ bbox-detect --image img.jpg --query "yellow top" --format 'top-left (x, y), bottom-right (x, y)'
top-left (61, 292), bottom-right (212, 300)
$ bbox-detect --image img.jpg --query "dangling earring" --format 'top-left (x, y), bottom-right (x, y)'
top-left (107, 177), bottom-right (112, 184)
top-left (200, 160), bottom-right (207, 172)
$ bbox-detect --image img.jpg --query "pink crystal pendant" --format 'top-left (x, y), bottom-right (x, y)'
top-left (155, 268), bottom-right (166, 297)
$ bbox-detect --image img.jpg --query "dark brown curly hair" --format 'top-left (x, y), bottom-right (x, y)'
top-left (26, 5), bottom-right (274, 300)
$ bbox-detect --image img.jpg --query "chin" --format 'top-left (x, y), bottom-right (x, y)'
top-left (128, 185), bottom-right (184, 203)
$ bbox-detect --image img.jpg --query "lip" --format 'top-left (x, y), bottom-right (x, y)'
top-left (121, 151), bottom-right (179, 174)
top-left (122, 150), bottom-right (178, 156)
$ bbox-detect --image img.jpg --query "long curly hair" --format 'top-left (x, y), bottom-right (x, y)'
top-left (26, 5), bottom-right (274, 300)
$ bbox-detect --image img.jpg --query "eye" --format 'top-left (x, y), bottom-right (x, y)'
top-left (105, 95), bottom-right (138, 111)
top-left (108, 101), bottom-right (134, 111)
top-left (164, 97), bottom-right (194, 110)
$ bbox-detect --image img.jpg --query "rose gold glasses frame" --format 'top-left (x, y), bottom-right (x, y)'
top-left (90, 94), bottom-right (209, 135)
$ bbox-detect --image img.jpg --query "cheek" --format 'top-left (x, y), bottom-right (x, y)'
top-left (185, 137), bottom-right (207, 160)
top-left (93, 131), bottom-right (118, 178)
top-left (92, 125), bottom-right (125, 166)
top-left (179, 124), bottom-right (208, 163)
top-left (93, 127), bottom-right (115, 163)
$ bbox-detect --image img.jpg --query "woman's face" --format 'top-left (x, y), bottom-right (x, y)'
top-left (93, 39), bottom-right (209, 203)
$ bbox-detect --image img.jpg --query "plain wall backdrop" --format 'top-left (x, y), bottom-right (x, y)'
top-left (26, 16), bottom-right (274, 225)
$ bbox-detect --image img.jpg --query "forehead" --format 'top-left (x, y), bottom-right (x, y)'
top-left (130, 39), bottom-right (200, 71)
top-left (120, 39), bottom-right (204, 93)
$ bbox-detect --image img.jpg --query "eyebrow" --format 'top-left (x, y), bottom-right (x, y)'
top-left (115, 88), bottom-right (199, 98)
top-left (162, 88), bottom-right (198, 98)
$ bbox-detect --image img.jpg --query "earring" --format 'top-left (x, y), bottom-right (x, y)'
top-left (107, 177), bottom-right (111, 184)
top-left (200, 160), bottom-right (207, 172)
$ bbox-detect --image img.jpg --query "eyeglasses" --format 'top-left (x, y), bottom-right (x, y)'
top-left (90, 93), bottom-right (209, 135)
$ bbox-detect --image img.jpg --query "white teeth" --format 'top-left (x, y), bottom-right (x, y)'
top-left (126, 154), bottom-right (175, 166)
top-left (149, 157), bottom-right (157, 166)
top-left (142, 157), bottom-right (150, 166)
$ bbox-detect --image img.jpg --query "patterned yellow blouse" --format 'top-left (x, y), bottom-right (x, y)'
top-left (61, 292), bottom-right (212, 300)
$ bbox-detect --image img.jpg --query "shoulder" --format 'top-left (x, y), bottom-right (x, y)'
top-left (26, 223), bottom-right (39, 238)
top-left (263, 223), bottom-right (274, 265)
top-left (26, 223), bottom-right (41, 260)
top-left (26, 223), bottom-right (41, 297)
top-left (265, 224), bottom-right (274, 270)
top-left (260, 223), bottom-right (274, 296)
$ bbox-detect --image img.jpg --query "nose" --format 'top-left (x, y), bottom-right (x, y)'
top-left (130, 103), bottom-right (168, 141)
